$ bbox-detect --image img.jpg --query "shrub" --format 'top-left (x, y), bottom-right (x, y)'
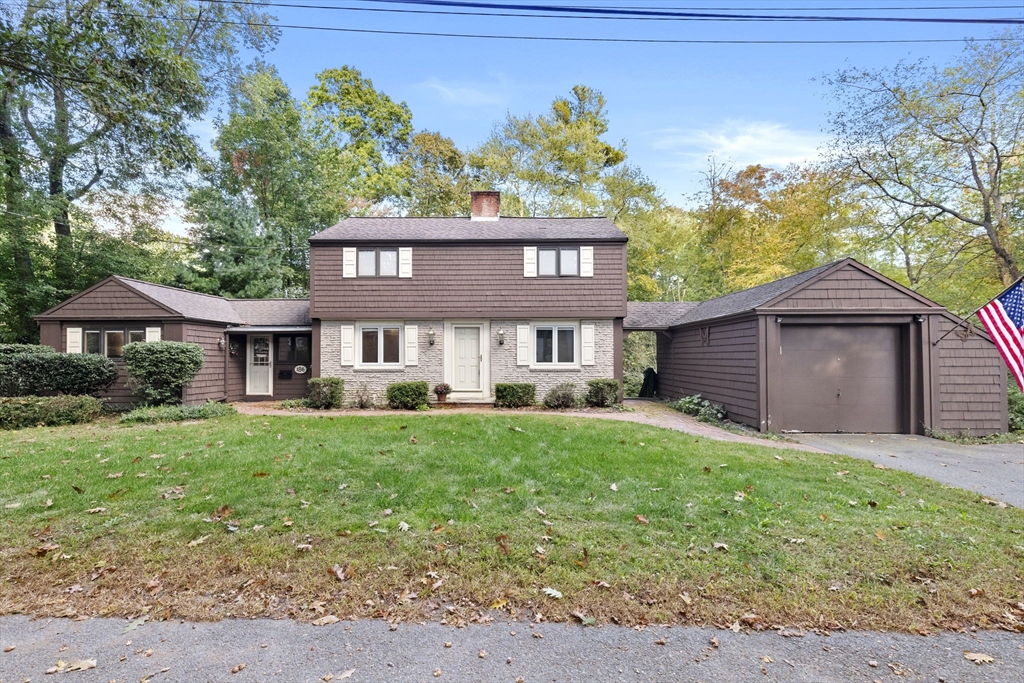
top-left (0, 343), bottom-right (56, 355)
top-left (119, 401), bottom-right (235, 425)
top-left (0, 395), bottom-right (103, 430)
top-left (673, 394), bottom-right (705, 417)
top-left (307, 377), bottom-right (344, 409)
top-left (2, 353), bottom-right (118, 397)
top-left (386, 381), bottom-right (429, 410)
top-left (671, 393), bottom-right (725, 424)
top-left (494, 383), bottom-right (535, 408)
top-left (433, 382), bottom-right (452, 397)
top-left (123, 341), bottom-right (205, 405)
top-left (585, 378), bottom-right (621, 407)
top-left (352, 384), bottom-right (375, 409)
top-left (1009, 380), bottom-right (1024, 433)
top-left (543, 382), bottom-right (578, 409)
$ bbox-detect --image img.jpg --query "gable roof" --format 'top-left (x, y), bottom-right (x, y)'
top-left (624, 302), bottom-right (700, 330)
top-left (309, 216), bottom-right (627, 243)
top-left (36, 276), bottom-right (310, 327)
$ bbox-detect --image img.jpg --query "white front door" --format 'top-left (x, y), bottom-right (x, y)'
top-left (453, 326), bottom-right (481, 391)
top-left (247, 335), bottom-right (273, 395)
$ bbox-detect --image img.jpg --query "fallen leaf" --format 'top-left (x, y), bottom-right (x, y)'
top-left (107, 472), bottom-right (123, 479)
top-left (283, 516), bottom-right (293, 527)
top-left (610, 483), bottom-right (618, 491)
top-left (433, 669), bottom-right (442, 677)
top-left (30, 542), bottom-right (60, 557)
top-left (296, 544), bottom-right (313, 551)
top-left (593, 580), bottom-right (611, 589)
top-left (873, 463), bottom-right (885, 470)
top-left (740, 613), bottom-right (761, 626)
top-left (654, 638), bottom-right (666, 645)
top-left (713, 542), bottom-right (729, 551)
top-left (495, 534), bottom-right (510, 555)
top-left (253, 472), bottom-right (268, 478)
top-left (761, 656), bottom-right (774, 663)
top-left (86, 507), bottom-right (106, 514)
top-left (398, 521), bottom-right (410, 532)
top-left (444, 642), bottom-right (452, 648)
top-left (535, 506), bottom-right (546, 516)
top-left (337, 669), bottom-right (355, 680)
top-left (409, 436), bottom-right (417, 444)
top-left (312, 615), bottom-right (340, 626)
top-left (542, 587), bottom-right (563, 599)
top-left (874, 530), bottom-right (887, 541)
top-left (187, 535), bottom-right (209, 548)
top-left (964, 651), bottom-right (994, 664)
top-left (490, 598), bottom-right (507, 610)
top-left (65, 659), bottom-right (96, 672)
top-left (231, 663), bottom-right (246, 674)
top-left (4, 646), bottom-right (14, 652)
top-left (634, 514), bottom-right (649, 525)
top-left (969, 587), bottom-right (986, 598)
top-left (710, 637), bottom-right (719, 648)
top-left (680, 591), bottom-right (692, 605)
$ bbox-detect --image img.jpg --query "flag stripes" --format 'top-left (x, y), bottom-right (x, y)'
top-left (976, 281), bottom-right (1024, 391)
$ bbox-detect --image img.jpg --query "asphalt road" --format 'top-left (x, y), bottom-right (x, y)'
top-left (792, 433), bottom-right (1024, 507)
top-left (2, 615), bottom-right (1023, 683)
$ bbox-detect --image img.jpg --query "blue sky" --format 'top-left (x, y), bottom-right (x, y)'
top-left (192, 2), bottom-right (1019, 210)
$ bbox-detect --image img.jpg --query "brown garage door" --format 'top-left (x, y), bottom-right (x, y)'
top-left (778, 325), bottom-right (903, 433)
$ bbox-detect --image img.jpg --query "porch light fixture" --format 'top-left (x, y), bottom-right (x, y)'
top-left (427, 326), bottom-right (435, 346)
top-left (914, 315), bottom-right (925, 322)
top-left (218, 337), bottom-right (226, 350)
top-left (497, 328), bottom-right (505, 345)
top-left (775, 316), bottom-right (784, 323)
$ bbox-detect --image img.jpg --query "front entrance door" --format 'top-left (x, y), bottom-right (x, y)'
top-left (453, 326), bottom-right (481, 391)
top-left (247, 335), bottom-right (273, 395)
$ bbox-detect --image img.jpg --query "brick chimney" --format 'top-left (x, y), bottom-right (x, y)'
top-left (470, 191), bottom-right (500, 221)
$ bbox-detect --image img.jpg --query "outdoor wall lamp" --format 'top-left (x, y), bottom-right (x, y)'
top-left (914, 315), bottom-right (926, 322)
top-left (427, 326), bottom-right (435, 345)
top-left (218, 337), bottom-right (226, 350)
top-left (775, 316), bottom-right (784, 323)
top-left (497, 328), bottom-right (505, 345)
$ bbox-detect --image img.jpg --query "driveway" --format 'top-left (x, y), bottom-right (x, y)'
top-left (792, 433), bottom-right (1024, 507)
top-left (2, 615), bottom-right (1023, 683)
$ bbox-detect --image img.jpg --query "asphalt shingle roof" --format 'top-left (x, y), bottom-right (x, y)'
top-left (624, 302), bottom-right (700, 330)
top-left (309, 216), bottom-right (627, 243)
top-left (114, 278), bottom-right (310, 327)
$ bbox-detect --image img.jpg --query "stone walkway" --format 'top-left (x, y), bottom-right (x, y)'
top-left (232, 399), bottom-right (822, 453)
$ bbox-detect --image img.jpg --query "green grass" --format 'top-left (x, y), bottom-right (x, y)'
top-left (1, 412), bottom-right (1022, 631)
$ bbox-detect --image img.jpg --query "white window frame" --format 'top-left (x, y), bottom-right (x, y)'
top-left (535, 247), bottom-right (581, 277)
top-left (531, 322), bottom-right (580, 368)
top-left (356, 323), bottom-right (403, 368)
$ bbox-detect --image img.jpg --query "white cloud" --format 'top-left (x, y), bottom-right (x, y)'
top-left (650, 119), bottom-right (827, 172)
top-left (415, 77), bottom-right (508, 108)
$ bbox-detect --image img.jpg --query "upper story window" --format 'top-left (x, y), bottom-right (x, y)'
top-left (344, 247), bottom-right (411, 278)
top-left (524, 246), bottom-right (592, 278)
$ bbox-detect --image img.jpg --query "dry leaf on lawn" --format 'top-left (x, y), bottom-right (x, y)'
top-left (495, 534), bottom-right (510, 555)
top-left (634, 514), bottom-right (649, 525)
top-left (713, 542), bottom-right (729, 551)
top-left (337, 669), bottom-right (355, 680)
top-left (187, 535), bottom-right (209, 548)
top-left (86, 507), bottom-right (106, 514)
top-left (610, 483), bottom-right (618, 491)
top-left (964, 652), bottom-right (994, 664)
top-left (312, 615), bottom-right (340, 626)
top-left (65, 659), bottom-right (96, 672)
top-left (874, 530), bottom-right (887, 541)
top-left (542, 587), bottom-right (563, 599)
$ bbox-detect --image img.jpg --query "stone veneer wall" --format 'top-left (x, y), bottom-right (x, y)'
top-left (490, 319), bottom-right (616, 397)
top-left (320, 318), bottom-right (616, 405)
top-left (320, 320), bottom-right (444, 406)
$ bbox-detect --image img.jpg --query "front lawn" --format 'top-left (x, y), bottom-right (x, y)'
top-left (1, 413), bottom-right (1022, 632)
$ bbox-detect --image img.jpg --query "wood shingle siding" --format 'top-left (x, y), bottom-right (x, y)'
top-left (771, 265), bottom-right (929, 310)
top-left (310, 243), bottom-right (626, 319)
top-left (43, 280), bottom-right (174, 319)
top-left (934, 317), bottom-right (1008, 434)
top-left (183, 324), bottom-right (227, 404)
top-left (656, 317), bottom-right (760, 427)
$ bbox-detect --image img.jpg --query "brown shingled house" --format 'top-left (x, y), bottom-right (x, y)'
top-left (624, 258), bottom-right (1008, 435)
top-left (35, 194), bottom-right (1007, 434)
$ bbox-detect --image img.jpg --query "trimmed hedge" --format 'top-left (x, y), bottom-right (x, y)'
top-left (308, 377), bottom-right (344, 409)
top-left (119, 401), bottom-right (235, 425)
top-left (494, 383), bottom-right (535, 408)
top-left (386, 381), bottom-right (429, 410)
top-left (543, 382), bottom-right (578, 409)
top-left (0, 395), bottom-right (103, 430)
top-left (123, 341), bottom-right (205, 405)
top-left (585, 378), bottom-right (621, 407)
top-left (1, 352), bottom-right (118, 397)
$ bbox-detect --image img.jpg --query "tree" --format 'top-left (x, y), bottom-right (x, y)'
top-left (305, 66), bottom-right (413, 208)
top-left (827, 32), bottom-right (1023, 286)
top-left (401, 131), bottom-right (470, 217)
top-left (179, 192), bottom-right (283, 299)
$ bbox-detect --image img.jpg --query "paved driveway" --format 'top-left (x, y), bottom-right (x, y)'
top-left (792, 433), bottom-right (1024, 507)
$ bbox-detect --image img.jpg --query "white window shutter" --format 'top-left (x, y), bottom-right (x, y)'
top-left (145, 327), bottom-right (161, 342)
top-left (342, 248), bottom-right (357, 278)
top-left (398, 247), bottom-right (413, 278)
top-left (581, 324), bottom-right (595, 366)
top-left (516, 325), bottom-right (530, 365)
top-left (404, 325), bottom-right (418, 366)
top-left (340, 325), bottom-right (355, 365)
top-left (66, 327), bottom-right (82, 354)
top-left (523, 247), bottom-right (537, 278)
top-left (580, 246), bottom-right (594, 277)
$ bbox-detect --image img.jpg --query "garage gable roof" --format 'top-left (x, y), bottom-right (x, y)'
top-left (623, 302), bottom-right (700, 330)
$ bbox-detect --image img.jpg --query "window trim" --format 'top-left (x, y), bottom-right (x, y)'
top-left (536, 246), bottom-right (580, 278)
top-left (356, 323), bottom-right (403, 367)
top-left (356, 248), bottom-right (401, 278)
top-left (78, 325), bottom-right (159, 357)
top-left (531, 322), bottom-right (579, 368)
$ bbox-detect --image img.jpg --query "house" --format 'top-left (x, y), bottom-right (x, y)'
top-left (34, 192), bottom-right (627, 405)
top-left (34, 195), bottom-right (1008, 434)
top-left (624, 259), bottom-right (1008, 435)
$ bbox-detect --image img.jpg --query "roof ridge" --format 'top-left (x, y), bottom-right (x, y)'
top-left (114, 276), bottom-right (232, 303)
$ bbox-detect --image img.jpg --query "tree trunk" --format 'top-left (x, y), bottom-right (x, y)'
top-left (1, 83), bottom-right (38, 341)
top-left (47, 81), bottom-right (74, 291)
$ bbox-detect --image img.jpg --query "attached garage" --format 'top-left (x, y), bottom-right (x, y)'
top-left (625, 259), bottom-right (1008, 435)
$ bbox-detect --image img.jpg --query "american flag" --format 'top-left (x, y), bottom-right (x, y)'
top-left (976, 279), bottom-right (1024, 390)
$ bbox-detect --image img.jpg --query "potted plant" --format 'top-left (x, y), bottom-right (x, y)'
top-left (433, 383), bottom-right (452, 403)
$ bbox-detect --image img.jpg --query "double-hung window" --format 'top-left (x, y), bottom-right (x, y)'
top-left (360, 325), bottom-right (401, 365)
top-left (535, 325), bottom-right (576, 365)
top-left (538, 248), bottom-right (579, 277)
top-left (357, 248), bottom-right (399, 277)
